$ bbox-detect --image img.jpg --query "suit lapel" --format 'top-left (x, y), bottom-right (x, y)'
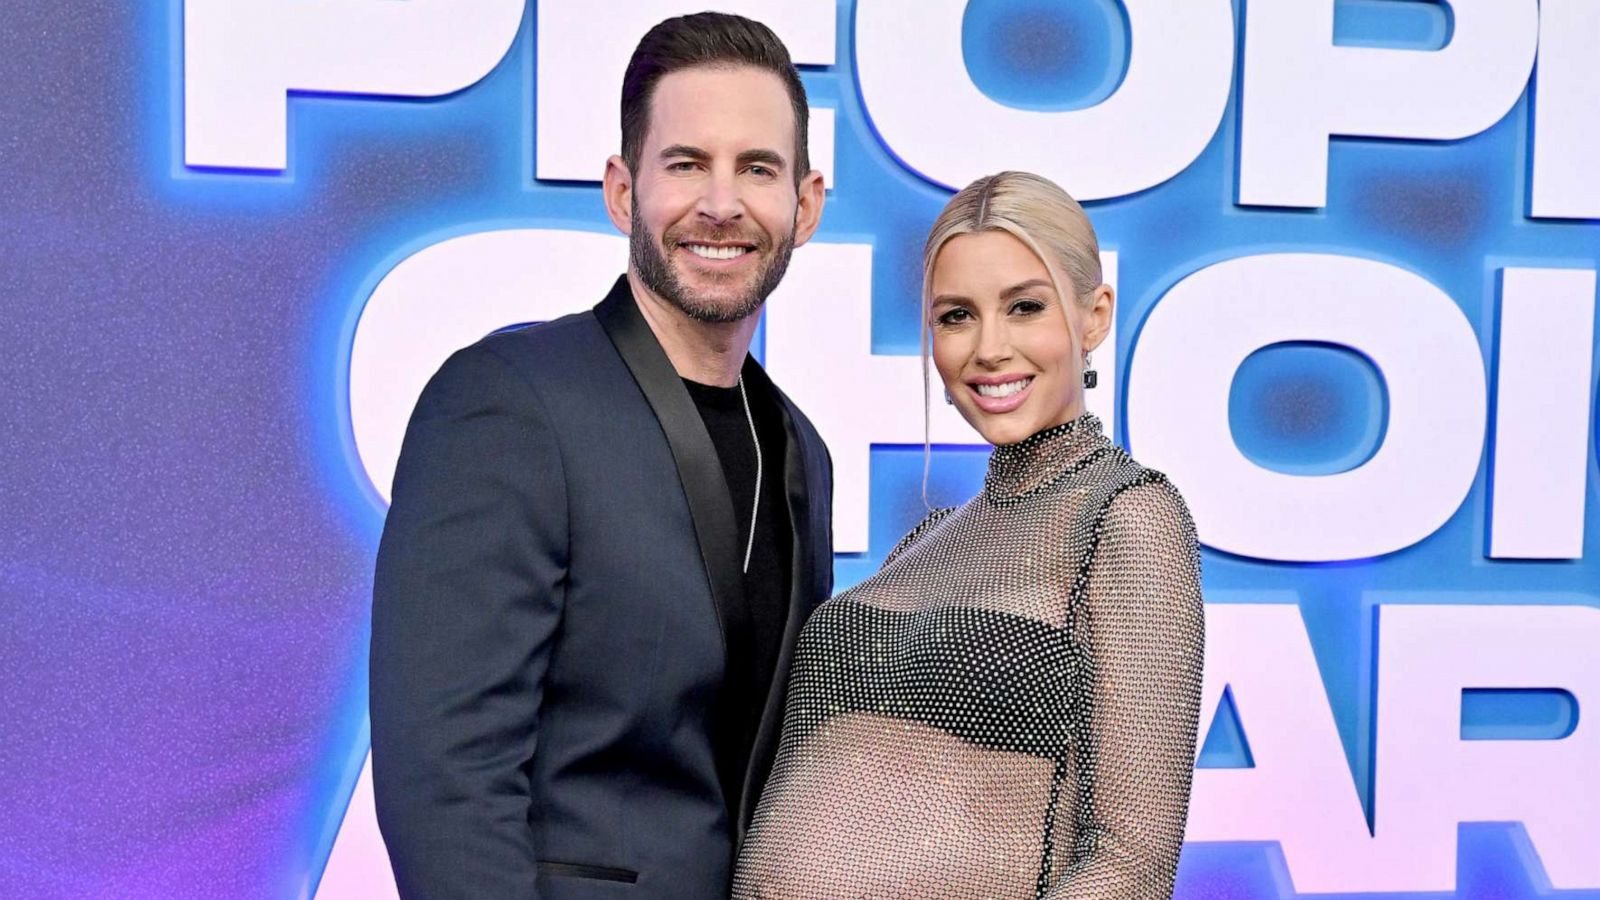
top-left (734, 365), bottom-right (831, 846)
top-left (593, 277), bottom-right (747, 665)
top-left (595, 276), bottom-right (831, 845)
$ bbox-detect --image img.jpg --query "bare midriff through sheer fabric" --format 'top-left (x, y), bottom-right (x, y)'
top-left (733, 414), bottom-right (1204, 900)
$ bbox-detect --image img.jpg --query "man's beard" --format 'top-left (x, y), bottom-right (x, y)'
top-left (630, 201), bottom-right (796, 324)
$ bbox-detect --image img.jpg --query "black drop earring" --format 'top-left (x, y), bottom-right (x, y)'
top-left (1082, 351), bottom-right (1098, 390)
top-left (943, 389), bottom-right (955, 405)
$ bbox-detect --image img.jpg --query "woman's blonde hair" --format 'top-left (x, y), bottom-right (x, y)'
top-left (918, 171), bottom-right (1104, 504)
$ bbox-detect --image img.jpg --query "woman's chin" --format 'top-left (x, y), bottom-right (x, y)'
top-left (970, 416), bottom-right (1031, 447)
top-left (952, 396), bottom-right (1051, 446)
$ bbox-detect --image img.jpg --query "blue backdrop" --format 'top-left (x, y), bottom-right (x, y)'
top-left (1, 1), bottom-right (1596, 897)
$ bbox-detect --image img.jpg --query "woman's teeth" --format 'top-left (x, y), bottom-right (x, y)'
top-left (975, 378), bottom-right (1032, 398)
top-left (686, 244), bottom-right (750, 260)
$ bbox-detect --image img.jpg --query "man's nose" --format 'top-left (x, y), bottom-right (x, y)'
top-left (697, 168), bottom-right (744, 223)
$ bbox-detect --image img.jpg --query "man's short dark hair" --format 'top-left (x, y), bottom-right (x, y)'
top-left (621, 12), bottom-right (810, 185)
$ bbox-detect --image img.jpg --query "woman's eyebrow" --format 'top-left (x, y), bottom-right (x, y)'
top-left (999, 278), bottom-right (1053, 300)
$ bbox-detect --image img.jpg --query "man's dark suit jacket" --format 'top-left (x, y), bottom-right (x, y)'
top-left (370, 276), bottom-right (834, 899)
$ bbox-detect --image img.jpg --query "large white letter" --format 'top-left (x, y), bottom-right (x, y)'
top-left (764, 255), bottom-right (1119, 553)
top-left (1374, 603), bottom-right (1600, 891)
top-left (1531, 0), bottom-right (1600, 219)
top-left (855, 0), bottom-right (1232, 200)
top-left (1489, 268), bottom-right (1596, 559)
top-left (1238, 0), bottom-right (1538, 208)
top-left (347, 233), bottom-right (876, 508)
top-left (1186, 601), bottom-right (1380, 893)
top-left (535, 1), bottom-right (836, 185)
top-left (1126, 254), bottom-right (1485, 562)
top-left (184, 0), bottom-right (525, 171)
top-left (349, 229), bottom-right (628, 502)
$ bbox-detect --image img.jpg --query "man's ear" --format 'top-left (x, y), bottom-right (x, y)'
top-left (1081, 283), bottom-right (1115, 353)
top-left (790, 169), bottom-right (826, 248)
top-left (602, 155), bottom-right (633, 236)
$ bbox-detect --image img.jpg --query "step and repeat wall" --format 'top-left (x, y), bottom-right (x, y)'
top-left (3, 1), bottom-right (1597, 897)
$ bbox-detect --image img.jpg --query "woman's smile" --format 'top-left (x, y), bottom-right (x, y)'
top-left (967, 374), bottom-right (1036, 413)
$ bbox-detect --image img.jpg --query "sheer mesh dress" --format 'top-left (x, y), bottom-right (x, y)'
top-left (733, 414), bottom-right (1204, 899)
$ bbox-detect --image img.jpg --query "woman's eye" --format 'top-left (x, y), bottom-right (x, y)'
top-left (936, 308), bottom-right (971, 326)
top-left (1011, 298), bottom-right (1045, 316)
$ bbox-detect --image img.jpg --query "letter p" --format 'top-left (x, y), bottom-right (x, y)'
top-left (183, 0), bottom-right (525, 171)
top-left (1238, 0), bottom-right (1538, 208)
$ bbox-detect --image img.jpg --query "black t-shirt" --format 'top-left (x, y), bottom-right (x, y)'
top-left (681, 375), bottom-right (792, 799)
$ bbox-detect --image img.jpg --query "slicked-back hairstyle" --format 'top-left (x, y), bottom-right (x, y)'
top-left (921, 171), bottom-right (1103, 386)
top-left (620, 12), bottom-right (810, 184)
top-left (923, 171), bottom-right (1104, 318)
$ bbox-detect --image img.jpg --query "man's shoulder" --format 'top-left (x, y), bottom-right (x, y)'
top-left (423, 308), bottom-right (620, 411)
top-left (472, 308), bottom-right (607, 367)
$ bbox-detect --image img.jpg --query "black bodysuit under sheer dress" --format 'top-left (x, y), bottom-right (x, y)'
top-left (733, 413), bottom-right (1205, 900)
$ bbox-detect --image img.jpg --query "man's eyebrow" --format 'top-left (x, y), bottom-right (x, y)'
top-left (658, 144), bottom-right (711, 162)
top-left (737, 148), bottom-right (787, 170)
top-left (1000, 278), bottom-right (1054, 299)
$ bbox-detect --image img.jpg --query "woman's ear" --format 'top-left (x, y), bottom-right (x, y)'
top-left (1081, 283), bottom-right (1115, 353)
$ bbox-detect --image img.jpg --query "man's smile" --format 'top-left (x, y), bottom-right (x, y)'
top-left (681, 241), bottom-right (755, 261)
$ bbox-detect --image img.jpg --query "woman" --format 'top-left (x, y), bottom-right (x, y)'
top-left (733, 172), bottom-right (1205, 899)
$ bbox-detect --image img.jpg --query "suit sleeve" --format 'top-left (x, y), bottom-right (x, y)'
top-left (370, 344), bottom-right (568, 899)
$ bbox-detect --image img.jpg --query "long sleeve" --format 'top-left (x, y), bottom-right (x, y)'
top-left (1047, 477), bottom-right (1205, 899)
top-left (369, 344), bottom-right (569, 900)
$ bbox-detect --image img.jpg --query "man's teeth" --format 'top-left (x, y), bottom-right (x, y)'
top-left (975, 378), bottom-right (1032, 398)
top-left (686, 244), bottom-right (750, 260)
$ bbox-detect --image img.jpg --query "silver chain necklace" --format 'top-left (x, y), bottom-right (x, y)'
top-left (737, 374), bottom-right (761, 574)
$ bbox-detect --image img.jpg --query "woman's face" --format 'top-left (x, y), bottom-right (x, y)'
top-left (928, 230), bottom-right (1111, 446)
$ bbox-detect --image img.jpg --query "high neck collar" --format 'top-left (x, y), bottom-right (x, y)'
top-left (983, 413), bottom-right (1108, 503)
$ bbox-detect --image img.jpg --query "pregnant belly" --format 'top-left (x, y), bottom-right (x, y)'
top-left (734, 713), bottom-right (1058, 900)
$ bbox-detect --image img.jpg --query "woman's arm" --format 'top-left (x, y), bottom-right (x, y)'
top-left (1046, 476), bottom-right (1205, 899)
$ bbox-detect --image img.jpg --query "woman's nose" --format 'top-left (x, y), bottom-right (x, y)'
top-left (974, 320), bottom-right (1013, 367)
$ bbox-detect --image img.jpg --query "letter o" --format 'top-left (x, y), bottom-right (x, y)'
top-left (1126, 253), bottom-right (1486, 562)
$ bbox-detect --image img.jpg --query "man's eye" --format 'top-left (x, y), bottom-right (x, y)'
top-left (748, 165), bottom-right (776, 178)
top-left (668, 161), bottom-right (698, 172)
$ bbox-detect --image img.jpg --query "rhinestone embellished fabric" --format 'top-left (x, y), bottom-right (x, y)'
top-left (733, 413), bottom-right (1205, 899)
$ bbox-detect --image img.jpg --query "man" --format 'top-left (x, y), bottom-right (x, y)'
top-left (369, 13), bottom-right (832, 899)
